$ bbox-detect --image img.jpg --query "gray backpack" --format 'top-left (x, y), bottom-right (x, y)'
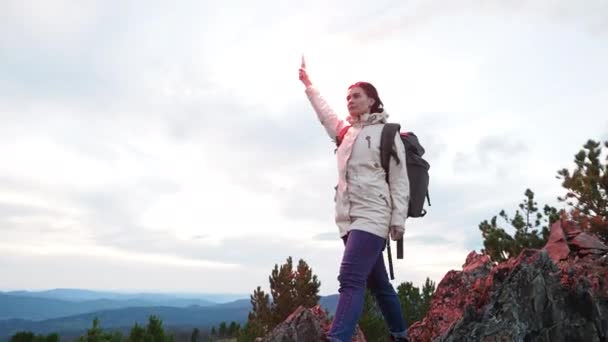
top-left (380, 123), bottom-right (430, 279)
top-left (380, 123), bottom-right (431, 219)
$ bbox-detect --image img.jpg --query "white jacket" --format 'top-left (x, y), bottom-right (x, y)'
top-left (305, 86), bottom-right (410, 239)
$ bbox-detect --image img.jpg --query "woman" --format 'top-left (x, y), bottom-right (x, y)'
top-left (299, 62), bottom-right (410, 342)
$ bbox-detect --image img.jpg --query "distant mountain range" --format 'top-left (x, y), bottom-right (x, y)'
top-left (0, 302), bottom-right (251, 338)
top-left (0, 289), bottom-right (338, 340)
top-left (0, 293), bottom-right (218, 321)
top-left (3, 289), bottom-right (247, 304)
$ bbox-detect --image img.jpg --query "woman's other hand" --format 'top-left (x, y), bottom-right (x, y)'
top-left (390, 225), bottom-right (405, 241)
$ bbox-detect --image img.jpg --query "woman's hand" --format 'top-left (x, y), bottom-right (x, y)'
top-left (390, 225), bottom-right (405, 241)
top-left (299, 55), bottom-right (312, 87)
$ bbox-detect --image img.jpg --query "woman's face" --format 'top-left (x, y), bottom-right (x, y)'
top-left (347, 86), bottom-right (375, 117)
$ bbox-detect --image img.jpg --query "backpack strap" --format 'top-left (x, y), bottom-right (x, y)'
top-left (381, 123), bottom-right (405, 262)
top-left (386, 239), bottom-right (394, 280)
top-left (336, 125), bottom-right (351, 147)
top-left (380, 123), bottom-right (401, 183)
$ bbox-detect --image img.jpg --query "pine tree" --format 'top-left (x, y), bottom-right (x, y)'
top-left (227, 322), bottom-right (239, 337)
top-left (126, 316), bottom-right (171, 342)
top-left (128, 323), bottom-right (145, 342)
top-left (420, 278), bottom-right (436, 319)
top-left (397, 282), bottom-right (422, 325)
top-left (238, 286), bottom-right (271, 341)
top-left (478, 215), bottom-right (514, 262)
top-left (359, 278), bottom-right (436, 338)
top-left (267, 257), bottom-right (321, 327)
top-left (479, 189), bottom-right (560, 262)
top-left (557, 139), bottom-right (608, 242)
top-left (218, 322), bottom-right (227, 338)
top-left (75, 318), bottom-right (122, 342)
top-left (189, 328), bottom-right (199, 342)
top-left (269, 257), bottom-right (296, 326)
top-left (10, 332), bottom-right (35, 342)
top-left (145, 316), bottom-right (172, 342)
top-left (358, 290), bottom-right (388, 340)
top-left (237, 320), bottom-right (265, 342)
top-left (240, 256), bottom-right (321, 339)
top-left (45, 334), bottom-right (60, 342)
top-left (249, 286), bottom-right (272, 330)
top-left (78, 318), bottom-right (106, 342)
top-left (10, 332), bottom-right (60, 342)
top-left (293, 258), bottom-right (321, 309)
top-left (397, 278), bottom-right (436, 324)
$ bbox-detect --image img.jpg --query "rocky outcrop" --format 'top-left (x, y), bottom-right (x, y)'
top-left (258, 220), bottom-right (606, 342)
top-left (257, 305), bottom-right (366, 342)
top-left (408, 220), bottom-right (608, 342)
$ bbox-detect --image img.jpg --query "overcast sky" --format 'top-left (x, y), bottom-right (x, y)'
top-left (1, 0), bottom-right (607, 297)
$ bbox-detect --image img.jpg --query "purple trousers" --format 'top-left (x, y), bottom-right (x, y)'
top-left (327, 229), bottom-right (408, 341)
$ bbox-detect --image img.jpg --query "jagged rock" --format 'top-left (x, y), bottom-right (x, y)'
top-left (562, 221), bottom-right (583, 239)
top-left (544, 220), bottom-right (570, 263)
top-left (407, 251), bottom-right (495, 342)
top-left (462, 251), bottom-right (492, 274)
top-left (408, 221), bottom-right (608, 342)
top-left (438, 250), bottom-right (607, 342)
top-left (259, 305), bottom-right (366, 342)
top-left (571, 232), bottom-right (608, 253)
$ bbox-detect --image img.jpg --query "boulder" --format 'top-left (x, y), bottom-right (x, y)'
top-left (408, 220), bottom-right (608, 342)
top-left (259, 305), bottom-right (366, 342)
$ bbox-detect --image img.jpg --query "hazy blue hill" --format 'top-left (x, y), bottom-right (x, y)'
top-left (3, 289), bottom-right (245, 304)
top-left (84, 298), bottom-right (217, 309)
top-left (5, 289), bottom-right (130, 302)
top-left (0, 294), bottom-right (94, 321)
top-left (0, 293), bottom-right (339, 340)
top-left (0, 293), bottom-right (216, 321)
top-left (0, 302), bottom-right (251, 338)
top-left (319, 294), bottom-right (338, 315)
top-left (210, 299), bottom-right (250, 309)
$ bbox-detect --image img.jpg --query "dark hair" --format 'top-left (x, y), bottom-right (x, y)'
top-left (348, 81), bottom-right (384, 113)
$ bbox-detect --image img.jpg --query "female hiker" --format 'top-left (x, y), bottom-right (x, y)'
top-left (298, 58), bottom-right (410, 342)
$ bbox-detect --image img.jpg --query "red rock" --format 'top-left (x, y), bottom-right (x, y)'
top-left (462, 251), bottom-right (492, 273)
top-left (259, 305), bottom-right (366, 342)
top-left (409, 222), bottom-right (608, 342)
top-left (561, 220), bottom-right (583, 239)
top-left (543, 221), bottom-right (570, 263)
top-left (570, 232), bottom-right (608, 252)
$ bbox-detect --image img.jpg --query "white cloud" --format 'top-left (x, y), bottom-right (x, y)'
top-left (1, 0), bottom-right (104, 44)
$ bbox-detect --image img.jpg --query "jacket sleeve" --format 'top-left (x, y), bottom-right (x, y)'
top-left (305, 86), bottom-right (347, 142)
top-left (389, 133), bottom-right (410, 227)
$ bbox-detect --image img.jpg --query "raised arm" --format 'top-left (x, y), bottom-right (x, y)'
top-left (299, 59), bottom-right (347, 141)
